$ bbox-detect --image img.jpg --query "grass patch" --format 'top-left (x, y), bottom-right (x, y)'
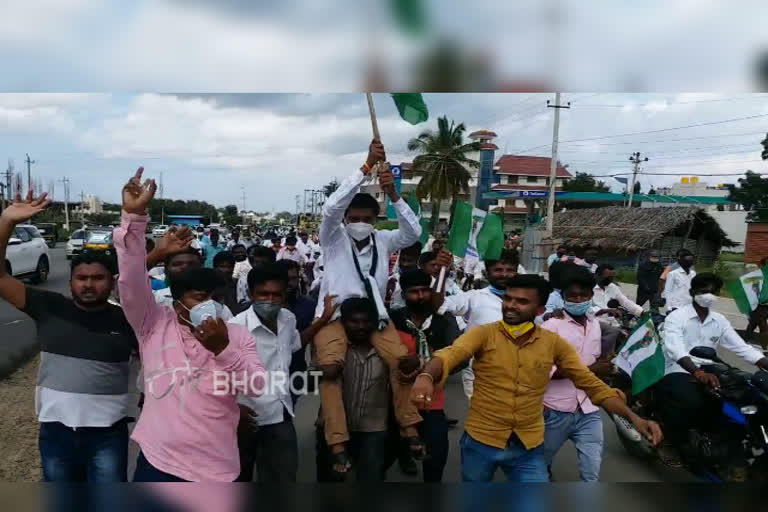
top-left (719, 251), bottom-right (744, 263)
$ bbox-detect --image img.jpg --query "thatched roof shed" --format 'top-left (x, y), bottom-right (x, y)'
top-left (553, 206), bottom-right (736, 252)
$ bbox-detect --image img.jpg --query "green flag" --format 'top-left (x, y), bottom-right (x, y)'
top-left (419, 218), bottom-right (430, 246)
top-left (476, 213), bottom-right (504, 261)
top-left (391, 0), bottom-right (427, 35)
top-left (728, 267), bottom-right (768, 315)
top-left (613, 314), bottom-right (665, 394)
top-left (446, 200), bottom-right (473, 257)
top-left (391, 93), bottom-right (428, 125)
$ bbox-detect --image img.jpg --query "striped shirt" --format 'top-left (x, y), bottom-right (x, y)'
top-left (23, 288), bottom-right (138, 427)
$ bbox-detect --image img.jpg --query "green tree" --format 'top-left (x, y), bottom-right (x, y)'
top-left (323, 178), bottom-right (340, 197)
top-left (85, 212), bottom-right (119, 226)
top-left (648, 188), bottom-right (657, 195)
top-left (562, 172), bottom-right (611, 192)
top-left (221, 204), bottom-right (240, 226)
top-left (407, 115), bottom-right (481, 232)
top-left (633, 181), bottom-right (641, 195)
top-left (727, 170), bottom-right (768, 221)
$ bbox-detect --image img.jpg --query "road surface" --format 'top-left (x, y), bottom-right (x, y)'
top-left (0, 248), bottom-right (754, 481)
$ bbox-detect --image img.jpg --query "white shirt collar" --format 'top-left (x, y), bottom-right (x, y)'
top-left (244, 306), bottom-right (287, 335)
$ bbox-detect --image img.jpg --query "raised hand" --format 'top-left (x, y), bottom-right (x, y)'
top-left (364, 139), bottom-right (386, 172)
top-left (0, 190), bottom-right (50, 225)
top-left (194, 317), bottom-right (230, 355)
top-left (122, 167), bottom-right (157, 215)
top-left (435, 249), bottom-right (453, 268)
top-left (156, 226), bottom-right (194, 257)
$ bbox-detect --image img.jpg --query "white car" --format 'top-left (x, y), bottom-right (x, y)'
top-left (152, 225), bottom-right (169, 237)
top-left (6, 225), bottom-right (50, 284)
top-left (65, 229), bottom-right (87, 260)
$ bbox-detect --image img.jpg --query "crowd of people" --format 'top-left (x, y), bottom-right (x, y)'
top-left (0, 139), bottom-right (766, 483)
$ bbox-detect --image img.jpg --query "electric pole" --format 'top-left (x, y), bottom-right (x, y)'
top-left (25, 153), bottom-right (35, 194)
top-left (545, 93), bottom-right (570, 234)
top-left (59, 177), bottom-right (70, 230)
top-left (627, 152), bottom-right (648, 208)
top-left (240, 185), bottom-right (246, 225)
top-left (79, 190), bottom-right (86, 222)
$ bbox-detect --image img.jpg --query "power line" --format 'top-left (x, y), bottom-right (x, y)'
top-left (514, 113), bottom-right (768, 153)
top-left (575, 95), bottom-right (768, 107)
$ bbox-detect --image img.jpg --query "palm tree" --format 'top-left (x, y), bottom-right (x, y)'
top-left (407, 116), bottom-right (481, 233)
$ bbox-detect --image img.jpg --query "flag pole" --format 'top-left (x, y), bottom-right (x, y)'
top-left (366, 93), bottom-right (381, 141)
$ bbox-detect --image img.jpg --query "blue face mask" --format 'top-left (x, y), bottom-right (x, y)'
top-left (564, 300), bottom-right (591, 317)
top-left (488, 285), bottom-right (506, 297)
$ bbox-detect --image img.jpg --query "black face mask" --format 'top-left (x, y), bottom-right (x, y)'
top-left (680, 260), bottom-right (693, 269)
top-left (407, 300), bottom-right (432, 316)
top-left (599, 278), bottom-right (613, 287)
top-left (234, 255), bottom-right (247, 262)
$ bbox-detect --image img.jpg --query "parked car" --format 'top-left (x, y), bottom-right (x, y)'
top-left (66, 229), bottom-right (87, 260)
top-left (152, 225), bottom-right (169, 237)
top-left (5, 225), bottom-right (50, 283)
top-left (34, 223), bottom-right (59, 248)
top-left (83, 229), bottom-right (115, 256)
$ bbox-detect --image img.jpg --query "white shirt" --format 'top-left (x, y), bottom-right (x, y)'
top-left (591, 282), bottom-right (644, 327)
top-left (296, 240), bottom-right (313, 261)
top-left (277, 247), bottom-right (307, 265)
top-left (316, 169), bottom-right (421, 318)
top-left (664, 267), bottom-right (696, 310)
top-left (440, 287), bottom-right (503, 331)
top-left (152, 288), bottom-right (234, 320)
top-left (662, 304), bottom-right (764, 375)
top-left (226, 239), bottom-right (249, 250)
top-left (232, 259), bottom-right (252, 281)
top-left (229, 308), bottom-right (301, 426)
top-left (148, 266), bottom-right (165, 278)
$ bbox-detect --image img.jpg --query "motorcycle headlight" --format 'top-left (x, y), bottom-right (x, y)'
top-left (740, 405), bottom-right (758, 416)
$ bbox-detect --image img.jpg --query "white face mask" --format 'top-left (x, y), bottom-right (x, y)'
top-left (694, 293), bottom-right (718, 309)
top-left (345, 222), bottom-right (374, 241)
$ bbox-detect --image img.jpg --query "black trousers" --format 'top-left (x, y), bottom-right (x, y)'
top-left (237, 410), bottom-right (298, 483)
top-left (316, 428), bottom-right (389, 482)
top-left (417, 410), bottom-right (450, 483)
top-left (636, 288), bottom-right (655, 308)
top-left (653, 372), bottom-right (721, 448)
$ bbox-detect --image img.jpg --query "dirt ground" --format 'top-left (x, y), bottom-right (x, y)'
top-left (0, 356), bottom-right (40, 482)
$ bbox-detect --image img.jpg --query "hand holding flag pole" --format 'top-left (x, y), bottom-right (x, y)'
top-left (365, 93), bottom-right (429, 182)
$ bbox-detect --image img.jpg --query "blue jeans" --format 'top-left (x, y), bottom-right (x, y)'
top-left (541, 408), bottom-right (604, 482)
top-left (38, 419), bottom-right (129, 482)
top-left (459, 431), bottom-right (548, 482)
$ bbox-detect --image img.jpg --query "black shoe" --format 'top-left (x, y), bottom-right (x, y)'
top-left (446, 417), bottom-right (459, 429)
top-left (399, 456), bottom-right (418, 476)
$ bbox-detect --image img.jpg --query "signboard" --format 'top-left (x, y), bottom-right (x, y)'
top-left (386, 165), bottom-right (403, 219)
top-left (482, 190), bottom-right (566, 199)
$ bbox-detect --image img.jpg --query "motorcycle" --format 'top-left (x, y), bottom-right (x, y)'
top-left (610, 346), bottom-right (768, 481)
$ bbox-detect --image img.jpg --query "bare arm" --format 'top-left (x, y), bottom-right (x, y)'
top-left (0, 191), bottom-right (50, 309)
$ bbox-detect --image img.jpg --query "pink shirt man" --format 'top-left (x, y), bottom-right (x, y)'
top-left (114, 212), bottom-right (266, 482)
top-left (540, 313), bottom-right (602, 414)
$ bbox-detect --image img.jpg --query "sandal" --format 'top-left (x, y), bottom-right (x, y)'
top-left (406, 436), bottom-right (427, 461)
top-left (331, 450), bottom-right (352, 480)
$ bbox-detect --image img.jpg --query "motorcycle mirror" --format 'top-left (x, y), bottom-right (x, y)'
top-left (740, 405), bottom-right (758, 416)
top-left (689, 346), bottom-right (719, 362)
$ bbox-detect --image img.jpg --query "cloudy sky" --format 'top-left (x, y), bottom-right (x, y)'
top-left (2, 1), bottom-right (768, 91)
top-left (1, 92), bottom-right (767, 211)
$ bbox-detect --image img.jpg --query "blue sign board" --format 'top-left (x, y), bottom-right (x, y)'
top-left (386, 165), bottom-right (403, 219)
